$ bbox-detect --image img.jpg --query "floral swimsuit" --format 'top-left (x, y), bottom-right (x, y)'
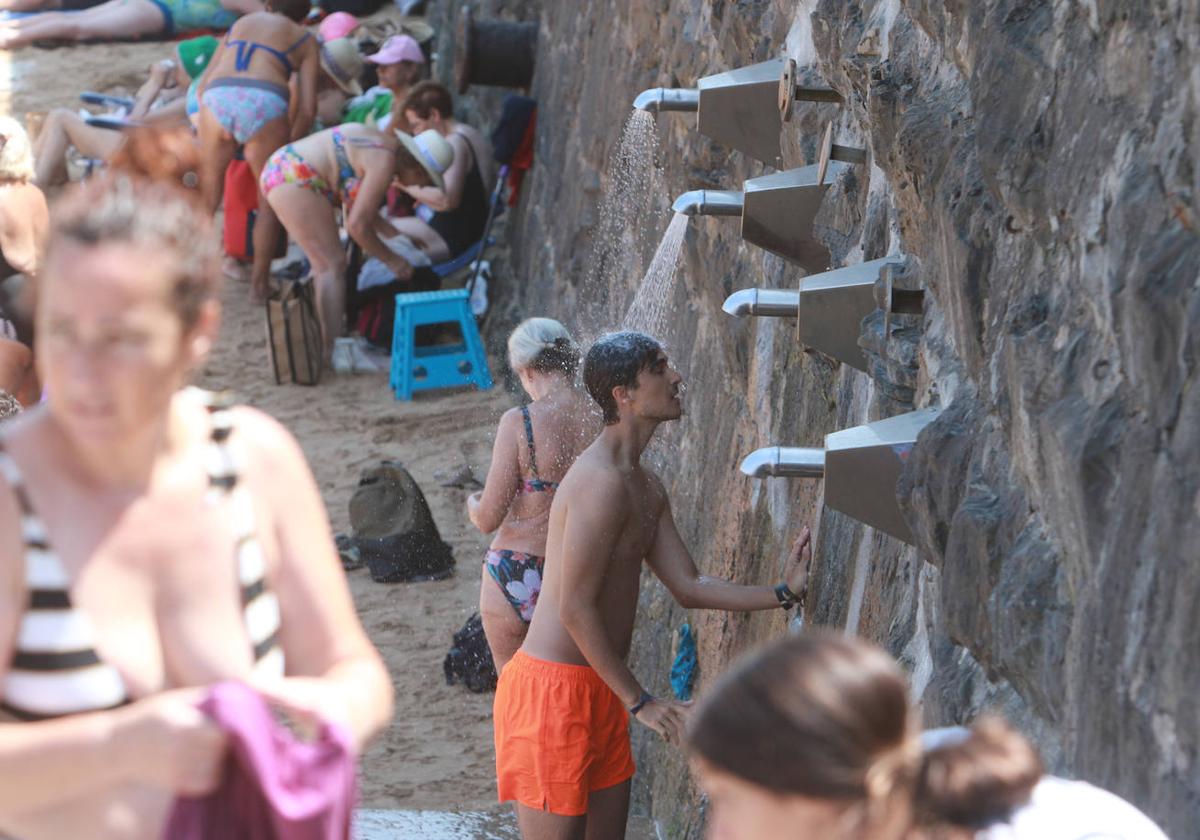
top-left (260, 128), bottom-right (369, 209)
top-left (485, 406), bottom-right (558, 623)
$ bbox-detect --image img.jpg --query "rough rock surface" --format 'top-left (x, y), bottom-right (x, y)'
top-left (443, 1), bottom-right (1198, 836)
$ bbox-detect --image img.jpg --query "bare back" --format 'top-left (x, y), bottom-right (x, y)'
top-left (488, 388), bottom-right (599, 556)
top-left (206, 12), bottom-right (315, 91)
top-left (521, 440), bottom-right (668, 666)
top-left (287, 123), bottom-right (395, 193)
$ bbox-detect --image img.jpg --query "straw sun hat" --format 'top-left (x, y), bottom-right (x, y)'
top-left (320, 37), bottom-right (364, 96)
top-left (396, 129), bottom-right (454, 190)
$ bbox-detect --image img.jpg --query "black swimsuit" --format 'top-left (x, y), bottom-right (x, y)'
top-left (427, 128), bottom-right (490, 258)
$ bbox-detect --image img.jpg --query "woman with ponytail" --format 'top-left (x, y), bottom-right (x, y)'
top-left (688, 633), bottom-right (1168, 840)
top-left (467, 318), bottom-right (601, 671)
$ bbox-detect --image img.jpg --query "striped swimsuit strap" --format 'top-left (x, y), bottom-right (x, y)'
top-left (0, 392), bottom-right (284, 721)
top-left (199, 390), bottom-right (285, 675)
top-left (0, 438), bottom-right (130, 721)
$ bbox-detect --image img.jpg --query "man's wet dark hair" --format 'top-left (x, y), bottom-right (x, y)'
top-left (583, 331), bottom-right (663, 425)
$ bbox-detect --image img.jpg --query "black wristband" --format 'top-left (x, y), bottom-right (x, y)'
top-left (774, 582), bottom-right (798, 610)
top-left (629, 690), bottom-right (655, 717)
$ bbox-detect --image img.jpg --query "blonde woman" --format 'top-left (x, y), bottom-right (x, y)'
top-left (0, 135), bottom-right (392, 839)
top-left (0, 118), bottom-right (48, 408)
top-left (0, 118), bottom-right (48, 284)
top-left (468, 319), bottom-right (601, 671)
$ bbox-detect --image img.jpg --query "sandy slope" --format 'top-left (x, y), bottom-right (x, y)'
top-left (1, 27), bottom-right (659, 837)
top-left (200, 267), bottom-right (516, 810)
top-left (0, 16), bottom-right (517, 814)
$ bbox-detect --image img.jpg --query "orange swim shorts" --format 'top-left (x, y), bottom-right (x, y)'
top-left (494, 650), bottom-right (636, 816)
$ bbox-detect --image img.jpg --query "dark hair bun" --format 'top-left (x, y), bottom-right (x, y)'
top-left (915, 717), bottom-right (1043, 828)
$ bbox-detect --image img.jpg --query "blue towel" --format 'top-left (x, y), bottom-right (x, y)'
top-left (670, 623), bottom-right (697, 701)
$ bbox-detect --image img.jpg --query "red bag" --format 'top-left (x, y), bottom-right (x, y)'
top-left (223, 159), bottom-right (260, 261)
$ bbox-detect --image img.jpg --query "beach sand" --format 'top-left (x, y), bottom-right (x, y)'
top-left (200, 268), bottom-right (514, 811)
top-left (2, 18), bottom-right (518, 815)
top-left (2, 26), bottom-right (658, 837)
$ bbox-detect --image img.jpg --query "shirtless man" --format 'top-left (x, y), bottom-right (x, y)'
top-left (494, 330), bottom-right (812, 840)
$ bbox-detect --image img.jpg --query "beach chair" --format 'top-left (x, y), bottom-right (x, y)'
top-left (70, 92), bottom-right (137, 177)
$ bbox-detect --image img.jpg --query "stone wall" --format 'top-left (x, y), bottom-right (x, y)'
top-left (442, 1), bottom-right (1198, 836)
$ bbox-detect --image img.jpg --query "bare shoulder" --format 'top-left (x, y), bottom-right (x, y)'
top-left (497, 405), bottom-right (523, 433)
top-left (558, 450), bottom-right (627, 507)
top-left (224, 404), bottom-right (309, 476)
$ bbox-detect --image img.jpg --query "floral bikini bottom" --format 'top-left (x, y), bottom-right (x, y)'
top-left (485, 549), bottom-right (545, 623)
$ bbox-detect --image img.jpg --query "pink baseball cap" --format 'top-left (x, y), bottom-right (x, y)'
top-left (365, 34), bottom-right (425, 65)
top-left (318, 11), bottom-right (359, 43)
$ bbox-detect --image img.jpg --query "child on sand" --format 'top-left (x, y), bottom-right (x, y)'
top-left (493, 330), bottom-right (813, 839)
top-left (468, 319), bottom-right (601, 671)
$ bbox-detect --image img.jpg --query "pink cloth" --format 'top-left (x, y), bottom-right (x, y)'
top-left (163, 681), bottom-right (357, 840)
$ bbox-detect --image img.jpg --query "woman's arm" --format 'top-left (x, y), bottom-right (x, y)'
top-left (0, 692), bottom-right (228, 818)
top-left (345, 146), bottom-right (413, 279)
top-left (467, 408), bottom-right (521, 533)
top-left (129, 59), bottom-right (173, 120)
top-left (139, 96), bottom-right (189, 127)
top-left (239, 409), bottom-right (393, 752)
top-left (289, 41), bottom-right (319, 141)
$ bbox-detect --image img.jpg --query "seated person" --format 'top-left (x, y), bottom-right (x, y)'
top-left (316, 35), bottom-right (364, 125)
top-left (0, 117), bottom-right (47, 283)
top-left (0, 0), bottom-right (262, 49)
top-left (32, 35), bottom-right (218, 187)
top-left (342, 34), bottom-right (425, 132)
top-left (0, 0), bottom-right (103, 13)
top-left (0, 119), bottom-right (43, 407)
top-left (390, 81), bottom-right (494, 262)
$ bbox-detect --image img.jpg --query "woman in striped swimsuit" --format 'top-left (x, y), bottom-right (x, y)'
top-left (467, 319), bottom-right (601, 671)
top-left (0, 155), bottom-right (392, 839)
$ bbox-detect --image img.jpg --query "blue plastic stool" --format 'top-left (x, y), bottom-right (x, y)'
top-left (390, 289), bottom-right (492, 401)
